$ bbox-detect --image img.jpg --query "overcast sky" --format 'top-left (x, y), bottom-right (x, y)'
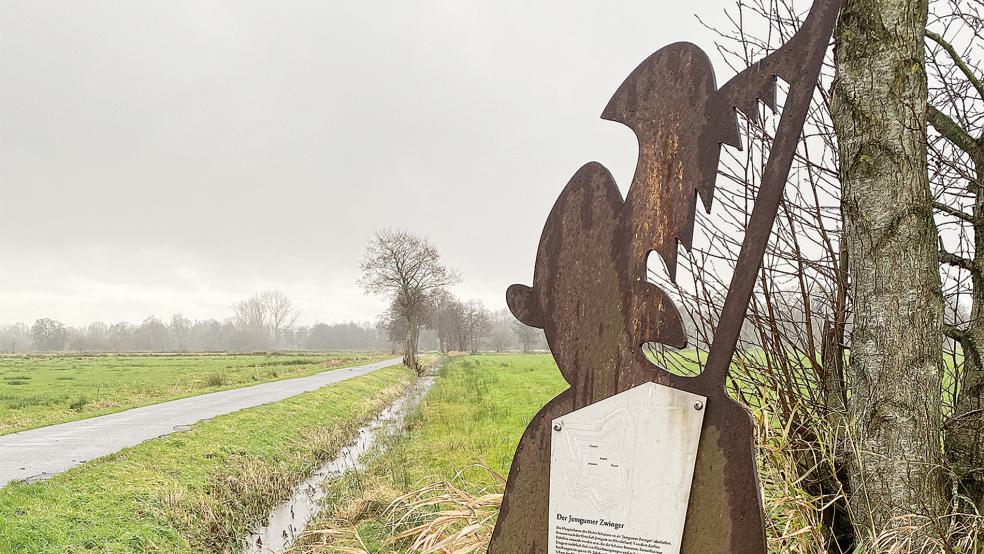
top-left (0, 0), bottom-right (738, 327)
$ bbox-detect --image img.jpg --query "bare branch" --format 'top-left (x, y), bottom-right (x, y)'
top-left (933, 200), bottom-right (979, 223)
top-left (941, 250), bottom-right (976, 271)
top-left (944, 323), bottom-right (968, 342)
top-left (927, 105), bottom-right (984, 160)
top-left (926, 29), bottom-right (984, 104)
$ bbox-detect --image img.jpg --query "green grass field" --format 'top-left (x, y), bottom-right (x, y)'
top-left (1, 351), bottom-right (966, 553)
top-left (390, 354), bottom-right (565, 483)
top-left (0, 363), bottom-right (414, 554)
top-left (297, 354), bottom-right (566, 552)
top-left (0, 352), bottom-right (389, 435)
top-left (293, 352), bottom-right (824, 553)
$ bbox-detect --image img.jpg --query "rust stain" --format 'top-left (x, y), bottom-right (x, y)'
top-left (682, 426), bottom-right (732, 553)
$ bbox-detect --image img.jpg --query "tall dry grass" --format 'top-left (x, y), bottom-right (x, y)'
top-left (293, 385), bottom-right (983, 554)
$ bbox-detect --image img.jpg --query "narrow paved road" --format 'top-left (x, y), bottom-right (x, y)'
top-left (0, 357), bottom-right (402, 487)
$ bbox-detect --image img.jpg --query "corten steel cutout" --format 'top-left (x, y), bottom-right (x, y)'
top-left (488, 1), bottom-right (842, 553)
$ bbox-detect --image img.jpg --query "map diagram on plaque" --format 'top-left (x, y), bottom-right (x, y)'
top-left (562, 409), bottom-right (630, 510)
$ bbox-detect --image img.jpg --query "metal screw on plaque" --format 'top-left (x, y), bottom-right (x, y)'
top-left (693, 401), bottom-right (704, 411)
top-left (553, 422), bottom-right (563, 432)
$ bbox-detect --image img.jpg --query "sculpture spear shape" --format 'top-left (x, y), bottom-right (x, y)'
top-left (490, 1), bottom-right (842, 552)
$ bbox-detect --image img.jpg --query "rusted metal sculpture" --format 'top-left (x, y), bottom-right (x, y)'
top-left (489, 1), bottom-right (842, 552)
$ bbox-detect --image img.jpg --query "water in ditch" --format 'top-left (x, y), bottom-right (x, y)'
top-left (242, 374), bottom-right (436, 554)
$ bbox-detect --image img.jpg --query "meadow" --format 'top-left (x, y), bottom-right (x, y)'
top-left (0, 362), bottom-right (414, 554)
top-left (293, 354), bottom-right (567, 552)
top-left (290, 354), bottom-right (836, 553)
top-left (1, 352), bottom-right (968, 553)
top-left (0, 352), bottom-right (390, 435)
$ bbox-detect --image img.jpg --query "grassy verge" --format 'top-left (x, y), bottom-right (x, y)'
top-left (0, 363), bottom-right (414, 554)
top-left (292, 354), bottom-right (565, 552)
top-left (288, 353), bottom-right (870, 554)
top-left (0, 352), bottom-right (390, 435)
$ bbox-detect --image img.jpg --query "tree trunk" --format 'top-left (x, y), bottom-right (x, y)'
top-left (831, 0), bottom-right (947, 544)
top-left (947, 166), bottom-right (984, 513)
top-left (403, 315), bottom-right (418, 372)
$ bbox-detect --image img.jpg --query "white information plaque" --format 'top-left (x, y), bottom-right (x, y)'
top-left (548, 382), bottom-right (706, 554)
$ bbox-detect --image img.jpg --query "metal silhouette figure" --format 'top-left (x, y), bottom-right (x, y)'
top-left (489, 1), bottom-right (841, 552)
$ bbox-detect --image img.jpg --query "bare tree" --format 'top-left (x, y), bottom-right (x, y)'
top-left (377, 297), bottom-right (410, 351)
top-left (488, 309), bottom-right (517, 353)
top-left (30, 318), bottom-right (67, 351)
top-left (134, 316), bottom-right (170, 352)
top-left (430, 289), bottom-right (461, 353)
top-left (106, 322), bottom-right (132, 353)
top-left (261, 290), bottom-right (298, 349)
top-left (691, 0), bottom-right (982, 549)
top-left (232, 293), bottom-right (269, 349)
top-left (664, 0), bottom-right (984, 549)
top-left (359, 229), bottom-right (460, 371)
top-left (169, 314), bottom-right (191, 352)
top-left (0, 323), bottom-right (30, 353)
top-left (922, 0), bottom-right (984, 515)
top-left (460, 299), bottom-right (492, 354)
top-left (512, 320), bottom-right (541, 353)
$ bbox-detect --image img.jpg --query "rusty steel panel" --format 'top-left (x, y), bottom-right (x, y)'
top-left (488, 0), bottom-right (842, 553)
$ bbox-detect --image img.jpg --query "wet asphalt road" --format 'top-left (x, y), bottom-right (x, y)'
top-left (0, 357), bottom-right (402, 487)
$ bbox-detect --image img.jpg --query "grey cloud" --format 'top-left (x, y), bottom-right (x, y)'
top-left (1, 0), bottom-right (728, 325)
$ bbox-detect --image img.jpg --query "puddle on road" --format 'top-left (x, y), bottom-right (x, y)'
top-left (242, 373), bottom-right (436, 554)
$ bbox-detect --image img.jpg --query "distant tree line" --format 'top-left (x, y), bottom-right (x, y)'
top-left (0, 288), bottom-right (545, 354)
top-left (0, 290), bottom-right (380, 353)
top-left (429, 294), bottom-right (545, 354)
top-left (377, 294), bottom-right (546, 356)
top-left (360, 229), bottom-right (546, 372)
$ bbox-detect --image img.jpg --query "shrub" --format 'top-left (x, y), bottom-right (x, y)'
top-left (206, 372), bottom-right (228, 387)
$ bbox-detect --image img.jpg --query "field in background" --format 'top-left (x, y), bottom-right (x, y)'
top-left (0, 363), bottom-right (414, 554)
top-left (0, 352), bottom-right (390, 435)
